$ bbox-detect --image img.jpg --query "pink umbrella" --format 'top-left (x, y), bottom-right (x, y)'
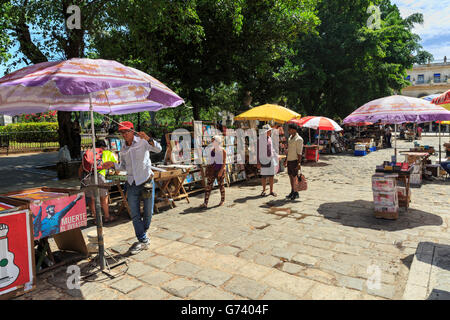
top-left (343, 95), bottom-right (450, 159)
top-left (0, 58), bottom-right (184, 115)
top-left (0, 58), bottom-right (184, 271)
top-left (343, 95), bottom-right (450, 124)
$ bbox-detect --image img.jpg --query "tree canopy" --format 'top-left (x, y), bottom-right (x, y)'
top-left (0, 0), bottom-right (432, 126)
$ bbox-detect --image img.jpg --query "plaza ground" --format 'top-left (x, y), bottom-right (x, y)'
top-left (2, 136), bottom-right (449, 300)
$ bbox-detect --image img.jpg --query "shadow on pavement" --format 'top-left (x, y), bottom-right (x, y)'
top-left (427, 289), bottom-right (450, 300)
top-left (233, 194), bottom-right (265, 203)
top-left (317, 200), bottom-right (443, 231)
top-left (301, 161), bottom-right (330, 167)
top-left (415, 242), bottom-right (450, 272)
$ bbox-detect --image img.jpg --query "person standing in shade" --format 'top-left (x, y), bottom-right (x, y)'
top-left (284, 123), bottom-right (303, 200)
top-left (257, 124), bottom-right (278, 197)
top-left (200, 135), bottom-right (226, 209)
top-left (79, 139), bottom-right (118, 224)
top-left (103, 121), bottom-right (162, 254)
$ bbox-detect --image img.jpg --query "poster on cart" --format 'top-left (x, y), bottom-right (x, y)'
top-left (0, 209), bottom-right (35, 298)
top-left (29, 193), bottom-right (87, 241)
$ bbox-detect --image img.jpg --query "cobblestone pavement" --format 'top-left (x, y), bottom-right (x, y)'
top-left (10, 136), bottom-right (450, 300)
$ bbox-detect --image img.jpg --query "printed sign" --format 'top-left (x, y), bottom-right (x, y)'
top-left (30, 193), bottom-right (87, 240)
top-left (0, 210), bottom-right (34, 297)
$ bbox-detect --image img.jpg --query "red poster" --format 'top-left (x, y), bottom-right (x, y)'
top-left (0, 210), bottom-right (34, 296)
top-left (30, 193), bottom-right (87, 240)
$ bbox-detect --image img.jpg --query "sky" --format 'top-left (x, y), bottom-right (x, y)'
top-left (391, 0), bottom-right (450, 61)
top-left (0, 0), bottom-right (449, 77)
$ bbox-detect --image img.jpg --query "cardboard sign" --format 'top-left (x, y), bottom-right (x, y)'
top-left (30, 193), bottom-right (87, 241)
top-left (0, 210), bottom-right (35, 297)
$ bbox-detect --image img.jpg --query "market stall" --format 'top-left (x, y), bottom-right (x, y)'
top-left (0, 58), bottom-right (185, 276)
top-left (234, 104), bottom-right (300, 174)
top-left (344, 95), bottom-right (450, 220)
top-left (288, 116), bottom-right (343, 159)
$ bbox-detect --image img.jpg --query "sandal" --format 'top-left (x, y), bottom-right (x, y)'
top-left (199, 203), bottom-right (208, 209)
top-left (218, 201), bottom-right (225, 206)
top-left (269, 192), bottom-right (277, 197)
top-left (260, 191), bottom-right (267, 197)
top-left (104, 216), bottom-right (118, 223)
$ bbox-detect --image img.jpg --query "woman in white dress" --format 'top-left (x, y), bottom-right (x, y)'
top-left (257, 124), bottom-right (279, 197)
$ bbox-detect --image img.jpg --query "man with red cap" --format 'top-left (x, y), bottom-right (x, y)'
top-left (103, 121), bottom-right (161, 254)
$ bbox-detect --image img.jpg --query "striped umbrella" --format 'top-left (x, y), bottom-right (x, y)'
top-left (289, 116), bottom-right (343, 131)
top-left (0, 58), bottom-right (184, 115)
top-left (289, 116), bottom-right (342, 150)
top-left (431, 90), bottom-right (450, 111)
top-left (343, 95), bottom-right (450, 124)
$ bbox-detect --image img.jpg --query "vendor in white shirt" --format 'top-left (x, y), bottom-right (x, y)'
top-left (103, 121), bottom-right (161, 254)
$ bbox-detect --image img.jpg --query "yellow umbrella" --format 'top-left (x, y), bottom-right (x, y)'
top-left (234, 104), bottom-right (301, 123)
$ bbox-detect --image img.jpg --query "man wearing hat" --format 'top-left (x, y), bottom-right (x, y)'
top-left (103, 121), bottom-right (162, 254)
top-left (285, 123), bottom-right (303, 200)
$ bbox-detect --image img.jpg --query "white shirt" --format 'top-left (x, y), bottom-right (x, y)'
top-left (114, 136), bottom-right (162, 186)
top-left (287, 133), bottom-right (303, 161)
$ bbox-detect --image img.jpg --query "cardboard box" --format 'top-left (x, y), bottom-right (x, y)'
top-left (372, 176), bottom-right (397, 192)
top-left (373, 191), bottom-right (398, 206)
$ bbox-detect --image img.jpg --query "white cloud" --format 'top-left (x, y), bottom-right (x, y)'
top-left (392, 0), bottom-right (450, 60)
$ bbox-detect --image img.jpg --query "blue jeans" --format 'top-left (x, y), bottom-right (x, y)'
top-left (441, 161), bottom-right (450, 175)
top-left (126, 181), bottom-right (153, 242)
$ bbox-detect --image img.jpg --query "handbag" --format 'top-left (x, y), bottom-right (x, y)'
top-left (295, 168), bottom-right (308, 192)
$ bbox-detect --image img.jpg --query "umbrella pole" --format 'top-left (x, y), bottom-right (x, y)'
top-left (394, 124), bottom-right (397, 161)
top-left (439, 122), bottom-right (441, 164)
top-left (90, 95), bottom-right (105, 271)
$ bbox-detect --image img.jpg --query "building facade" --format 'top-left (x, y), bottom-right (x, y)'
top-left (401, 58), bottom-right (450, 98)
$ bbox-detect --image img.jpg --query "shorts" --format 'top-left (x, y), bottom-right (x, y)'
top-left (82, 173), bottom-right (108, 198)
top-left (287, 160), bottom-right (299, 177)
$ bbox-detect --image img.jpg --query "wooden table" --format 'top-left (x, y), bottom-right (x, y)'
top-left (105, 175), bottom-right (132, 218)
top-left (152, 168), bottom-right (190, 213)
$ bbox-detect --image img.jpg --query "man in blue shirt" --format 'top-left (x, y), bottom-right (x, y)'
top-left (103, 121), bottom-right (162, 254)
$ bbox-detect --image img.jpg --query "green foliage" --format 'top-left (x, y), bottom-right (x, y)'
top-left (279, 0), bottom-right (432, 119)
top-left (91, 0), bottom-right (320, 119)
top-left (0, 122), bottom-right (58, 142)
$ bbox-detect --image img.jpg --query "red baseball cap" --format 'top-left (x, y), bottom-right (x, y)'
top-left (118, 121), bottom-right (134, 131)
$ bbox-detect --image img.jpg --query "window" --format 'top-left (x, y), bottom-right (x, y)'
top-left (434, 73), bottom-right (441, 83)
top-left (417, 74), bottom-right (424, 84)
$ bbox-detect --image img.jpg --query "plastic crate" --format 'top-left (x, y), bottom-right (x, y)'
top-left (354, 150), bottom-right (367, 156)
top-left (369, 146), bottom-right (377, 152)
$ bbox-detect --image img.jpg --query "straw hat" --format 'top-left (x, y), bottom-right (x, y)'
top-left (261, 124), bottom-right (272, 133)
top-left (212, 135), bottom-right (223, 144)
